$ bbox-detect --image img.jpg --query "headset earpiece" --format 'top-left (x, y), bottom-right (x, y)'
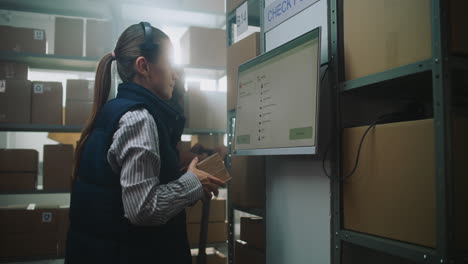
top-left (139, 21), bottom-right (158, 57)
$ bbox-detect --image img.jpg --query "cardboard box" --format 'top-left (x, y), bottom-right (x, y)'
top-left (187, 222), bottom-right (227, 245)
top-left (86, 20), bottom-right (113, 58)
top-left (0, 80), bottom-right (32, 124)
top-left (234, 240), bottom-right (265, 264)
top-left (66, 79), bottom-right (94, 101)
top-left (342, 119), bottom-right (436, 248)
top-left (43, 144), bottom-right (73, 191)
top-left (0, 61), bottom-right (28, 80)
top-left (0, 149), bottom-right (38, 172)
top-left (180, 27), bottom-right (226, 68)
top-left (184, 89), bottom-right (227, 131)
top-left (449, 0), bottom-right (468, 55)
top-left (0, 25), bottom-right (46, 54)
top-left (196, 153), bottom-right (231, 183)
top-left (191, 134), bottom-right (225, 150)
top-left (54, 17), bottom-right (84, 57)
top-left (186, 198), bottom-right (226, 224)
top-left (31, 82), bottom-right (63, 125)
top-left (230, 156), bottom-right (265, 208)
top-left (227, 0), bottom-right (246, 14)
top-left (343, 0), bottom-right (431, 80)
top-left (65, 100), bottom-right (93, 126)
top-left (240, 217), bottom-right (265, 249)
top-left (191, 248), bottom-right (227, 264)
top-left (0, 205), bottom-right (68, 259)
top-left (227, 33), bottom-right (260, 110)
top-left (0, 172), bottom-right (36, 192)
top-left (0, 149), bottom-right (38, 192)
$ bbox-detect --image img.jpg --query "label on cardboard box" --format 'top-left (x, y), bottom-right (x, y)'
top-left (87, 81), bottom-right (94, 90)
top-left (0, 80), bottom-right (5, 93)
top-left (33, 83), bottom-right (44, 94)
top-left (42, 212), bottom-right (52, 223)
top-left (34, 30), bottom-right (45, 41)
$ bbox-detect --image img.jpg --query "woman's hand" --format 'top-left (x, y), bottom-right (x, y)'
top-left (188, 157), bottom-right (225, 197)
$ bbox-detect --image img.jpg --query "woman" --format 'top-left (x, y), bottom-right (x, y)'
top-left (65, 22), bottom-right (225, 264)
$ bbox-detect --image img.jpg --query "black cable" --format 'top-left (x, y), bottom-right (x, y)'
top-left (320, 65), bottom-right (329, 83)
top-left (341, 120), bottom-right (377, 181)
top-left (322, 121), bottom-right (377, 181)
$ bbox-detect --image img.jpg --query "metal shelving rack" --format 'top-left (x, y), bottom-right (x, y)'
top-left (329, 0), bottom-right (466, 263)
top-left (225, 1), bottom-right (266, 263)
top-left (225, 109), bottom-right (265, 264)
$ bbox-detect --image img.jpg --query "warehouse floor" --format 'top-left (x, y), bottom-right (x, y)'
top-left (8, 260), bottom-right (64, 264)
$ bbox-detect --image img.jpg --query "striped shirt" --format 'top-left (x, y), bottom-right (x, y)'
top-left (107, 108), bottom-right (204, 226)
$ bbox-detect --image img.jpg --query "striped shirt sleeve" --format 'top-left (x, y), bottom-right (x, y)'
top-left (106, 108), bottom-right (204, 226)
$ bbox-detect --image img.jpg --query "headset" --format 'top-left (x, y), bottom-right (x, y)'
top-left (139, 21), bottom-right (158, 58)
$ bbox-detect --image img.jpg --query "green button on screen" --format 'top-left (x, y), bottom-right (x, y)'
top-left (289, 127), bottom-right (313, 140)
top-left (237, 135), bottom-right (251, 145)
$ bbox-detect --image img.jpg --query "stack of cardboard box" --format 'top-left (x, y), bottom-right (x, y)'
top-left (234, 217), bottom-right (265, 264)
top-left (0, 149), bottom-right (38, 192)
top-left (186, 198), bottom-right (227, 246)
top-left (65, 79), bottom-right (94, 126)
top-left (0, 204), bottom-right (69, 260)
top-left (55, 17), bottom-right (112, 58)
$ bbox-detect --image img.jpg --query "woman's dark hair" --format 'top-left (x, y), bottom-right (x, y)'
top-left (72, 24), bottom-right (169, 180)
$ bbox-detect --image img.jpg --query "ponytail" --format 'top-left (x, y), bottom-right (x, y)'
top-left (73, 53), bottom-right (114, 181)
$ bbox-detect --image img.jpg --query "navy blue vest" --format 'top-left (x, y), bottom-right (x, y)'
top-left (65, 82), bottom-right (191, 264)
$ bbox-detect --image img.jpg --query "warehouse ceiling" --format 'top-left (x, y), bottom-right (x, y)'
top-left (0, 0), bottom-right (226, 28)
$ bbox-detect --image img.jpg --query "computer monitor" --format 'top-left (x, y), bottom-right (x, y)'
top-left (234, 27), bottom-right (321, 156)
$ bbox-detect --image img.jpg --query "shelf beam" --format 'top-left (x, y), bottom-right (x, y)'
top-left (0, 51), bottom-right (99, 72)
top-left (232, 206), bottom-right (265, 218)
top-left (339, 59), bottom-right (433, 92)
top-left (340, 230), bottom-right (438, 263)
top-left (0, 124), bottom-right (83, 133)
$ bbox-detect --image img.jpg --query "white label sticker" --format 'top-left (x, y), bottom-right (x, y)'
top-left (0, 80), bottom-right (5, 93)
top-left (42, 212), bottom-right (52, 223)
top-left (88, 81), bottom-right (95, 90)
top-left (33, 83), bottom-right (44, 94)
top-left (236, 1), bottom-right (248, 37)
top-left (27, 203), bottom-right (36, 210)
top-left (34, 30), bottom-right (44, 40)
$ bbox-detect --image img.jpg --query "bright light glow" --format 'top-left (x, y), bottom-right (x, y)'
top-left (218, 75), bottom-right (227, 92)
top-left (181, 134), bottom-right (192, 142)
top-left (121, 4), bottom-right (225, 29)
top-left (161, 25), bottom-right (188, 65)
top-left (186, 78), bottom-right (217, 91)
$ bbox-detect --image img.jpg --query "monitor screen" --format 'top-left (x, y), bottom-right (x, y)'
top-left (234, 27), bottom-right (321, 156)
